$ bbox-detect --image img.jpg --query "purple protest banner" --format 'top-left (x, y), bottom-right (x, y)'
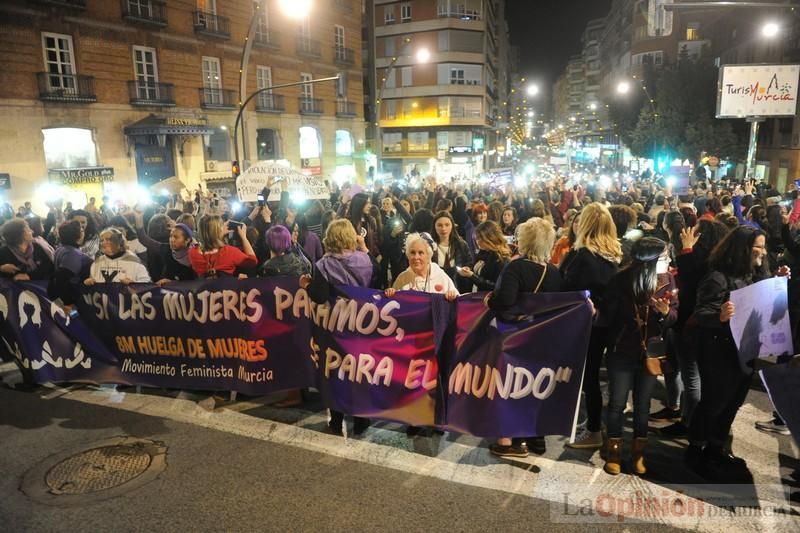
top-left (444, 291), bottom-right (592, 438)
top-left (0, 281), bottom-right (122, 385)
top-left (305, 285), bottom-right (440, 427)
top-left (72, 277), bottom-right (315, 395)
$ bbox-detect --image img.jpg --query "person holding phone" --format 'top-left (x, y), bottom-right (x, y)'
top-left (189, 215), bottom-right (257, 278)
top-left (457, 221), bottom-right (511, 292)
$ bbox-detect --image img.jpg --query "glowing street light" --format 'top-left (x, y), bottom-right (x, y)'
top-left (588, 102), bottom-right (597, 111)
top-left (762, 22), bottom-right (779, 38)
top-left (527, 84), bottom-right (540, 96)
top-left (616, 81), bottom-right (631, 94)
top-left (527, 111), bottom-right (534, 117)
top-left (278, 0), bottom-right (312, 19)
top-left (416, 48), bottom-right (431, 63)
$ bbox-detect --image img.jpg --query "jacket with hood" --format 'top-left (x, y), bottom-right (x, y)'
top-left (306, 250), bottom-right (379, 304)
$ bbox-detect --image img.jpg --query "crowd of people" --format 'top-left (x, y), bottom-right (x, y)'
top-left (1, 169), bottom-right (799, 488)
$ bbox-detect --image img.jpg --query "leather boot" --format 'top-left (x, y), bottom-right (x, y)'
top-left (603, 438), bottom-right (622, 475)
top-left (632, 437), bottom-right (648, 475)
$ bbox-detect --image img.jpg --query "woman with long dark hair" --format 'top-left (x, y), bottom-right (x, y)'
top-left (603, 238), bottom-right (677, 475)
top-left (685, 226), bottom-right (789, 481)
top-left (500, 207), bottom-right (518, 237)
top-left (432, 210), bottom-right (472, 292)
top-left (346, 192), bottom-right (380, 258)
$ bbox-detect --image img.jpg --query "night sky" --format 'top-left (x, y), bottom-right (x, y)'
top-left (506, 0), bottom-right (613, 99)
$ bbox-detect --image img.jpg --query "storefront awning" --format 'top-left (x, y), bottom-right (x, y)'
top-left (124, 114), bottom-right (215, 136)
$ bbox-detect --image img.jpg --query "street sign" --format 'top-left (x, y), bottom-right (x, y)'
top-left (717, 64), bottom-right (800, 118)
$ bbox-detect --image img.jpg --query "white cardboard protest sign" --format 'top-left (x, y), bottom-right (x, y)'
top-left (236, 162), bottom-right (329, 202)
top-left (729, 277), bottom-right (794, 365)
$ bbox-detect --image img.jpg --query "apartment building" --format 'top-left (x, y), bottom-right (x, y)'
top-left (0, 0), bottom-right (364, 209)
top-left (369, 0), bottom-right (507, 180)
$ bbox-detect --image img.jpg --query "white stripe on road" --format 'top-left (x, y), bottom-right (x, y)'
top-left (41, 386), bottom-right (799, 532)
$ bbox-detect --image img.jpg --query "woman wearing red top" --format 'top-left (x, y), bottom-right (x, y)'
top-left (189, 215), bottom-right (257, 277)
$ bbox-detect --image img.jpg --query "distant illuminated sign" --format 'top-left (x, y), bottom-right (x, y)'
top-left (48, 167), bottom-right (114, 185)
top-left (448, 146), bottom-right (473, 154)
top-left (472, 137), bottom-right (484, 151)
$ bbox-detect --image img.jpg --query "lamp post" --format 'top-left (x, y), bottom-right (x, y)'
top-left (617, 75), bottom-right (659, 170)
top-left (373, 37), bottom-right (429, 177)
top-left (237, 0), bottom-right (313, 169)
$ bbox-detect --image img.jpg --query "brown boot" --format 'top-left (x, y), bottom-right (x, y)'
top-left (603, 438), bottom-right (622, 475)
top-left (632, 437), bottom-right (647, 475)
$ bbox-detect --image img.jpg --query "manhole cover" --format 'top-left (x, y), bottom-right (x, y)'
top-left (45, 445), bottom-right (152, 494)
top-left (22, 437), bottom-right (167, 506)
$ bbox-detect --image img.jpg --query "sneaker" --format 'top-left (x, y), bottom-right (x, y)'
top-left (566, 430), bottom-right (603, 450)
top-left (659, 422), bottom-right (688, 438)
top-left (755, 419), bottom-right (791, 436)
top-left (650, 407), bottom-right (681, 421)
top-left (489, 443), bottom-right (529, 458)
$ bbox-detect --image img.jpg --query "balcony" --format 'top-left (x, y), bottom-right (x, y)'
top-left (121, 0), bottom-right (167, 27)
top-left (335, 0), bottom-right (353, 13)
top-left (334, 47), bottom-right (355, 66)
top-left (127, 80), bottom-right (175, 106)
top-left (199, 88), bottom-right (237, 109)
top-left (37, 73), bottom-right (96, 103)
top-left (254, 29), bottom-right (281, 49)
top-left (256, 94), bottom-right (285, 113)
top-left (193, 11), bottom-right (230, 39)
top-left (299, 97), bottom-right (324, 115)
top-left (336, 100), bottom-right (357, 117)
top-left (296, 36), bottom-right (321, 59)
top-left (34, 0), bottom-right (85, 8)
top-left (437, 10), bottom-right (481, 21)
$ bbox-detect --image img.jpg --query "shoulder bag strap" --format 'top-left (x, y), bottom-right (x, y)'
top-left (533, 263), bottom-right (548, 294)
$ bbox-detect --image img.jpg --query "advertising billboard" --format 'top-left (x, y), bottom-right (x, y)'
top-left (717, 64), bottom-right (799, 118)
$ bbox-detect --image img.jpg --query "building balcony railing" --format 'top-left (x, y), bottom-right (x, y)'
top-left (34, 0), bottom-right (86, 8)
top-left (254, 29), bottom-right (281, 49)
top-left (336, 100), bottom-right (357, 117)
top-left (335, 0), bottom-right (353, 13)
top-left (193, 10), bottom-right (231, 39)
top-left (296, 36), bottom-right (321, 58)
top-left (382, 140), bottom-right (434, 155)
top-left (437, 10), bottom-right (481, 21)
top-left (299, 97), bottom-right (324, 115)
top-left (256, 94), bottom-right (285, 113)
top-left (37, 73), bottom-right (96, 103)
top-left (334, 47), bottom-right (355, 66)
top-left (199, 88), bottom-right (237, 109)
top-left (121, 0), bottom-right (167, 27)
top-left (127, 80), bottom-right (175, 106)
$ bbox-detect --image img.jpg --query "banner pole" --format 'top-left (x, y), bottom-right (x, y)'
top-left (745, 117), bottom-right (763, 182)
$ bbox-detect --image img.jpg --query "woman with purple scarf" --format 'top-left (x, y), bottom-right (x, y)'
top-left (0, 218), bottom-right (54, 281)
top-left (300, 219), bottom-right (379, 436)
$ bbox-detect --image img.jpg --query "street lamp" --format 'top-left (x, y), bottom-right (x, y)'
top-left (526, 84), bottom-right (540, 97)
top-left (237, 0), bottom-right (314, 169)
top-left (416, 48), bottom-right (431, 63)
top-left (277, 0), bottom-right (312, 19)
top-left (616, 81), bottom-right (631, 95)
top-left (762, 21), bottom-right (780, 38)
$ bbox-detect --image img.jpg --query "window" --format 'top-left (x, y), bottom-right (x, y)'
top-left (197, 0), bottom-right (216, 14)
top-left (300, 72), bottom-right (313, 100)
top-left (384, 37), bottom-right (395, 57)
top-left (257, 66), bottom-right (273, 108)
top-left (299, 126), bottom-right (321, 159)
top-left (385, 100), bottom-right (397, 120)
top-left (43, 127), bottom-right (97, 169)
top-left (383, 132), bottom-right (402, 152)
top-left (204, 127), bottom-right (230, 162)
top-left (686, 23), bottom-right (700, 41)
top-left (401, 3), bottom-right (411, 22)
top-left (408, 132), bottom-right (429, 152)
top-left (255, 4), bottom-right (271, 43)
top-left (384, 6), bottom-right (395, 24)
top-left (132, 45), bottom-right (159, 100)
top-left (196, 0), bottom-right (218, 31)
top-left (401, 66), bottom-right (412, 87)
top-left (336, 130), bottom-right (353, 156)
top-left (335, 25), bottom-right (346, 60)
top-left (128, 0), bottom-right (154, 18)
top-left (299, 16), bottom-right (311, 39)
top-left (202, 56), bottom-right (222, 104)
top-left (632, 51), bottom-right (663, 66)
top-left (41, 32), bottom-right (76, 92)
top-left (257, 128), bottom-right (279, 160)
top-left (450, 68), bottom-right (465, 85)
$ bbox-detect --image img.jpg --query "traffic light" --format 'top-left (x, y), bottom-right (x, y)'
top-left (231, 160), bottom-right (241, 178)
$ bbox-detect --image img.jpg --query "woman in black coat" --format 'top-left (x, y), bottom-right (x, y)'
top-left (457, 221), bottom-right (511, 292)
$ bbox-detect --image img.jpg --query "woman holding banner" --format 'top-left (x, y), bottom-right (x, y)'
top-left (300, 219), bottom-right (378, 436)
top-left (0, 218), bottom-right (54, 281)
top-left (685, 226), bottom-right (789, 482)
top-left (485, 217), bottom-right (562, 457)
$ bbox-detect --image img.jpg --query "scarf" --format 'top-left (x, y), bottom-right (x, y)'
top-left (172, 246), bottom-right (192, 267)
top-left (11, 243), bottom-right (36, 271)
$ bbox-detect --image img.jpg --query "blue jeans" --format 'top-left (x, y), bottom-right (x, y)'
top-left (664, 328), bottom-right (682, 408)
top-left (606, 352), bottom-right (657, 439)
top-left (674, 327), bottom-right (701, 425)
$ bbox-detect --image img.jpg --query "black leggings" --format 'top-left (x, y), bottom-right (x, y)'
top-left (689, 332), bottom-right (752, 448)
top-left (584, 327), bottom-right (607, 433)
